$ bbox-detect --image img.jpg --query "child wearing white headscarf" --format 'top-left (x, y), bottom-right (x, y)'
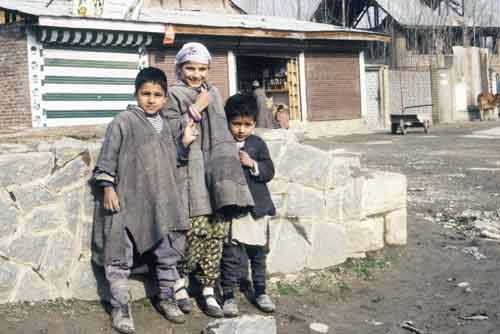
top-left (163, 42), bottom-right (254, 319)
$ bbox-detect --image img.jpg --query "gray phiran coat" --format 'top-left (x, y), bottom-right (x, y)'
top-left (92, 105), bottom-right (188, 266)
top-left (163, 82), bottom-right (254, 218)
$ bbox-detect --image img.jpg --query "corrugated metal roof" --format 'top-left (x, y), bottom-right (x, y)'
top-left (230, 0), bottom-right (322, 21)
top-left (374, 0), bottom-right (500, 28)
top-left (0, 0), bottom-right (136, 18)
top-left (0, 0), bottom-right (374, 33)
top-left (463, 0), bottom-right (500, 27)
top-left (138, 8), bottom-right (353, 32)
top-left (375, 0), bottom-right (457, 27)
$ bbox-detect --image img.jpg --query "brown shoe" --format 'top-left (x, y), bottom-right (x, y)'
top-left (158, 296), bottom-right (186, 324)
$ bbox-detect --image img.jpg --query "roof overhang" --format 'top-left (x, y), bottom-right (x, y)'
top-left (37, 15), bottom-right (390, 43)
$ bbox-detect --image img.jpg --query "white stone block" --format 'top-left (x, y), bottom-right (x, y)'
top-left (258, 128), bottom-right (297, 143)
top-left (384, 207), bottom-right (407, 245)
top-left (0, 191), bottom-right (18, 237)
top-left (64, 187), bottom-right (83, 235)
top-left (267, 217), bottom-right (284, 255)
top-left (30, 205), bottom-right (66, 233)
top-left (327, 153), bottom-right (361, 188)
top-left (8, 182), bottom-right (56, 212)
top-left (341, 177), bottom-right (364, 222)
top-left (0, 260), bottom-right (20, 302)
top-left (265, 141), bottom-right (286, 166)
top-left (306, 222), bottom-right (347, 270)
top-left (39, 230), bottom-right (75, 291)
top-left (46, 158), bottom-right (90, 194)
top-left (13, 269), bottom-right (53, 302)
top-left (324, 186), bottom-right (342, 222)
top-left (87, 142), bottom-right (102, 170)
top-left (362, 171), bottom-right (406, 216)
top-left (202, 315), bottom-right (277, 334)
top-left (278, 142), bottom-right (332, 189)
top-left (267, 178), bottom-right (289, 195)
top-left (70, 260), bottom-right (104, 301)
top-left (346, 216), bottom-right (384, 257)
top-left (284, 184), bottom-right (325, 218)
top-left (7, 234), bottom-right (50, 267)
top-left (51, 137), bottom-right (89, 167)
top-left (267, 219), bottom-right (313, 274)
top-left (0, 152), bottom-right (54, 187)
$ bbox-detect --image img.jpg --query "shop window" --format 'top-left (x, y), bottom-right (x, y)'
top-left (236, 55), bottom-right (301, 121)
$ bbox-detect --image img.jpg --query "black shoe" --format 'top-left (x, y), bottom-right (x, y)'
top-left (175, 286), bottom-right (192, 314)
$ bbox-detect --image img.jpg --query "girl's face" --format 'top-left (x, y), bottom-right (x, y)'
top-left (181, 61), bottom-right (209, 88)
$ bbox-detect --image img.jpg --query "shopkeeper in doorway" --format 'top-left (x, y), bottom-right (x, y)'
top-left (251, 80), bottom-right (273, 129)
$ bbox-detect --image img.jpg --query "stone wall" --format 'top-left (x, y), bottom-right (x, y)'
top-left (0, 130), bottom-right (407, 303)
top-left (0, 24), bottom-right (32, 129)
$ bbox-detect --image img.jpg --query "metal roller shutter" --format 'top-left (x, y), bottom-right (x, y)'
top-left (305, 52), bottom-right (361, 121)
top-left (41, 46), bottom-right (142, 126)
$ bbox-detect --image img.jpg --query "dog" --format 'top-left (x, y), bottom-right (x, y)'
top-left (477, 92), bottom-right (500, 121)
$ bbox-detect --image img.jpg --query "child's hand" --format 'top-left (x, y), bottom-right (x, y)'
top-left (103, 186), bottom-right (120, 212)
top-left (182, 116), bottom-right (198, 147)
top-left (239, 150), bottom-right (256, 169)
top-left (193, 86), bottom-right (212, 112)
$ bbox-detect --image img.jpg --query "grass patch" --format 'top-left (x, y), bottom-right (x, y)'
top-left (276, 281), bottom-right (302, 296)
top-left (336, 279), bottom-right (352, 292)
top-left (352, 258), bottom-right (386, 280)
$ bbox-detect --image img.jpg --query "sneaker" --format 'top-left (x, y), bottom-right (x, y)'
top-left (255, 294), bottom-right (276, 313)
top-left (158, 296), bottom-right (186, 324)
top-left (222, 298), bottom-right (239, 318)
top-left (111, 304), bottom-right (135, 334)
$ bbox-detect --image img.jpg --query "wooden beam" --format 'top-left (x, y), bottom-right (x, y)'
top-left (174, 25), bottom-right (391, 42)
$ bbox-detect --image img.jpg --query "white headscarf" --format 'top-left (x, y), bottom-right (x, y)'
top-left (175, 42), bottom-right (212, 66)
top-left (175, 42), bottom-right (212, 81)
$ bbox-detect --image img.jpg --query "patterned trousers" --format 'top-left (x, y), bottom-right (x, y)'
top-left (180, 215), bottom-right (229, 287)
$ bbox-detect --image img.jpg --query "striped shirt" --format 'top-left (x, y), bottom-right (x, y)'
top-left (145, 112), bottom-right (164, 133)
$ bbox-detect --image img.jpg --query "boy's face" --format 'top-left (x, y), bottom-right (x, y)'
top-left (229, 115), bottom-right (255, 142)
top-left (181, 61), bottom-right (209, 88)
top-left (136, 82), bottom-right (167, 114)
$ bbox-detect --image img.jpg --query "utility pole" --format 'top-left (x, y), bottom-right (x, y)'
top-left (342, 0), bottom-right (346, 27)
top-left (297, 0), bottom-right (301, 20)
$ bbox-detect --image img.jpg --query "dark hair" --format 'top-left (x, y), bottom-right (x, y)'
top-left (224, 93), bottom-right (258, 122)
top-left (134, 67), bottom-right (168, 95)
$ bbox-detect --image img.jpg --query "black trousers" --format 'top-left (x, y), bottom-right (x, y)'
top-left (220, 242), bottom-right (267, 293)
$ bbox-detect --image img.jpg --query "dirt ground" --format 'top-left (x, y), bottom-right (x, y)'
top-left (2, 121), bottom-right (500, 334)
